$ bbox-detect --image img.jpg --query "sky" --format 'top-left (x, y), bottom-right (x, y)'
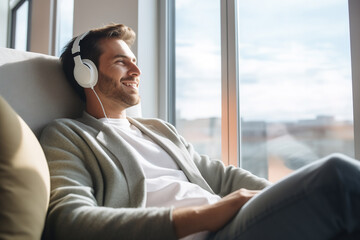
top-left (175, 0), bottom-right (353, 123)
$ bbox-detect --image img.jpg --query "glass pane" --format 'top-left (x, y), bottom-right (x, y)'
top-left (56, 0), bottom-right (74, 56)
top-left (175, 0), bottom-right (222, 159)
top-left (14, 0), bottom-right (29, 51)
top-left (237, 0), bottom-right (354, 182)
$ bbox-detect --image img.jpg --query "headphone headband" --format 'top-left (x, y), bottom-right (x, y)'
top-left (72, 31), bottom-right (89, 55)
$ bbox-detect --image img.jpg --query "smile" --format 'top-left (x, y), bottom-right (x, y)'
top-left (122, 81), bottom-right (139, 89)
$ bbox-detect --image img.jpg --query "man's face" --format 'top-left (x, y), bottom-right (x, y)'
top-left (96, 38), bottom-right (141, 108)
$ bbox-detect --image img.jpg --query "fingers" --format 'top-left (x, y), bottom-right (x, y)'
top-left (239, 188), bottom-right (262, 196)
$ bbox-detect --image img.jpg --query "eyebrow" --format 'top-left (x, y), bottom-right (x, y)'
top-left (113, 54), bottom-right (137, 63)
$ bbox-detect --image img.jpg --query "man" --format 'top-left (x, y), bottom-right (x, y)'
top-left (41, 23), bottom-right (360, 240)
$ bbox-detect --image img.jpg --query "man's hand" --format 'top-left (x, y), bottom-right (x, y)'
top-left (172, 188), bottom-right (261, 238)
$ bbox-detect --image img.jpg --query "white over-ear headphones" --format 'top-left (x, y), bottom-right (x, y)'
top-left (71, 31), bottom-right (98, 88)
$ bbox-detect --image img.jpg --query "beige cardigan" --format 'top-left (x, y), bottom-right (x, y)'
top-left (40, 112), bottom-right (270, 240)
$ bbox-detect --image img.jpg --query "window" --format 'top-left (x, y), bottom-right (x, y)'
top-left (174, 0), bottom-right (222, 159)
top-left (236, 0), bottom-right (354, 181)
top-left (167, 0), bottom-right (359, 182)
top-left (10, 0), bottom-right (31, 51)
top-left (55, 0), bottom-right (74, 56)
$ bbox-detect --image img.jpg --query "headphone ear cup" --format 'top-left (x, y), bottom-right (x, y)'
top-left (73, 58), bottom-right (98, 88)
top-left (82, 59), bottom-right (98, 88)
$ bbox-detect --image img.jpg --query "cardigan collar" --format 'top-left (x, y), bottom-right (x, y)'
top-left (79, 111), bottom-right (214, 195)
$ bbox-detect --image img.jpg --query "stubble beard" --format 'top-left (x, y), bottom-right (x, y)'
top-left (98, 71), bottom-right (140, 108)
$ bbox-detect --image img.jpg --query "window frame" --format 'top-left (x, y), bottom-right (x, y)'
top-left (9, 0), bottom-right (32, 51)
top-left (159, 0), bottom-right (176, 124)
top-left (220, 0), bottom-right (240, 166)
top-left (348, 0), bottom-right (360, 159)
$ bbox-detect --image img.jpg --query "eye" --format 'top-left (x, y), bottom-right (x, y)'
top-left (115, 59), bottom-right (125, 65)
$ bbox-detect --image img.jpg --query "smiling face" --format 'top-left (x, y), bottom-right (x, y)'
top-left (96, 38), bottom-right (141, 109)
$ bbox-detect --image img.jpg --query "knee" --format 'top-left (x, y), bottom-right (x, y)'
top-left (317, 153), bottom-right (359, 183)
top-left (323, 154), bottom-right (347, 168)
top-left (322, 154), bottom-right (356, 170)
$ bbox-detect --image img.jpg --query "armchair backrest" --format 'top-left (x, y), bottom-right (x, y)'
top-left (0, 47), bottom-right (84, 137)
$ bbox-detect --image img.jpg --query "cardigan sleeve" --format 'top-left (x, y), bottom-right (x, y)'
top-left (161, 121), bottom-right (271, 196)
top-left (40, 119), bottom-right (177, 240)
top-left (193, 152), bottom-right (271, 196)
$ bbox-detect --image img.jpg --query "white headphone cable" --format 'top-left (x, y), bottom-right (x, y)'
top-left (91, 87), bottom-right (110, 123)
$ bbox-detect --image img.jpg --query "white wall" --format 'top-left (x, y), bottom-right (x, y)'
top-left (29, 0), bottom-right (53, 54)
top-left (73, 0), bottom-right (138, 56)
top-left (73, 0), bottom-right (159, 118)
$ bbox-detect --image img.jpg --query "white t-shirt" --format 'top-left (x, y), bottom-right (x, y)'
top-left (101, 118), bottom-right (221, 239)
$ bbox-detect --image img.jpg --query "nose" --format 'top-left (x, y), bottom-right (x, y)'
top-left (129, 62), bottom-right (141, 77)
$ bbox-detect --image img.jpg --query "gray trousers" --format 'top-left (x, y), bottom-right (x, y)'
top-left (209, 153), bottom-right (360, 240)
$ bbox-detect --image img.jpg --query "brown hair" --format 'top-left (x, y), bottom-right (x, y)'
top-left (60, 23), bottom-right (136, 101)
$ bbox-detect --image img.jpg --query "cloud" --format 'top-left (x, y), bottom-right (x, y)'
top-left (176, 40), bottom-right (221, 78)
top-left (238, 41), bottom-right (353, 121)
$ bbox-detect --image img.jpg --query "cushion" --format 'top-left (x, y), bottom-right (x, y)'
top-left (0, 96), bottom-right (50, 240)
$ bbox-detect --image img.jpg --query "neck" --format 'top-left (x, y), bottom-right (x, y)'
top-left (85, 88), bottom-right (127, 119)
top-left (86, 104), bottom-right (127, 119)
